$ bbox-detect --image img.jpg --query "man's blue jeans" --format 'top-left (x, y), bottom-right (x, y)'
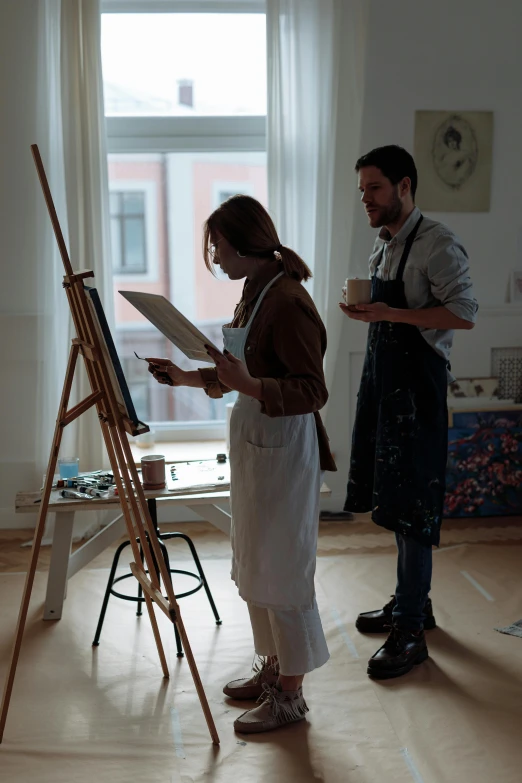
top-left (392, 532), bottom-right (433, 631)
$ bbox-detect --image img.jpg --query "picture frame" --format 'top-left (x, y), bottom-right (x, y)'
top-left (414, 110), bottom-right (494, 212)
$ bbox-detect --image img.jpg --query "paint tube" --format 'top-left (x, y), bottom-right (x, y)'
top-left (83, 487), bottom-right (107, 498)
top-left (65, 479), bottom-right (113, 491)
top-left (61, 489), bottom-right (93, 500)
top-left (65, 479), bottom-right (91, 488)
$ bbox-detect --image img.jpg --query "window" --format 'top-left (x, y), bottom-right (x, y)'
top-left (102, 4), bottom-right (267, 440)
top-left (110, 191), bottom-right (147, 274)
top-left (102, 11), bottom-right (266, 117)
top-left (110, 150), bottom-right (266, 426)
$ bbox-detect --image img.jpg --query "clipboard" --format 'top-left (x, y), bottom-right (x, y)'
top-left (119, 291), bottom-right (221, 363)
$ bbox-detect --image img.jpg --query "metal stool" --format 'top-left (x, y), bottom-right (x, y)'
top-left (92, 498), bottom-right (222, 657)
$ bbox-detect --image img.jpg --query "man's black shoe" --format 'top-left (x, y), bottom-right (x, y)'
top-left (367, 626), bottom-right (429, 680)
top-left (355, 595), bottom-right (436, 633)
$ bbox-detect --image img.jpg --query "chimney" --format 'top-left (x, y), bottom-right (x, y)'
top-left (178, 79), bottom-right (194, 108)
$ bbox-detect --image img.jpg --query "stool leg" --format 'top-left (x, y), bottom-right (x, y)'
top-left (158, 540), bottom-right (184, 659)
top-left (92, 540), bottom-right (131, 646)
top-left (136, 542), bottom-right (144, 617)
top-left (173, 622), bottom-right (183, 659)
top-left (176, 534), bottom-right (222, 625)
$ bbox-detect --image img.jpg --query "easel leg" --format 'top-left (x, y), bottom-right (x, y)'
top-left (143, 593), bottom-right (169, 679)
top-left (0, 344), bottom-right (79, 743)
top-left (116, 436), bottom-right (220, 745)
top-left (25, 146), bottom-right (217, 746)
top-left (0, 498), bottom-right (52, 742)
top-left (43, 511), bottom-right (75, 620)
top-left (98, 420), bottom-right (170, 678)
top-left (169, 610), bottom-right (220, 744)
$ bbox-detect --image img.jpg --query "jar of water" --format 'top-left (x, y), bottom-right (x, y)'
top-left (58, 457), bottom-right (80, 480)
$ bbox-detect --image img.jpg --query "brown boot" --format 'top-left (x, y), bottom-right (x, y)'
top-left (223, 658), bottom-right (279, 700)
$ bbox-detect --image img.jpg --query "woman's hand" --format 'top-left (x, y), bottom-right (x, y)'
top-left (205, 345), bottom-right (263, 400)
top-left (146, 358), bottom-right (187, 387)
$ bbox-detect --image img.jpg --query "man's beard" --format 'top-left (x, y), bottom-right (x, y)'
top-left (371, 191), bottom-right (402, 227)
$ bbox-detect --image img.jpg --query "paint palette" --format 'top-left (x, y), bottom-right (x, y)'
top-left (166, 459), bottom-right (230, 495)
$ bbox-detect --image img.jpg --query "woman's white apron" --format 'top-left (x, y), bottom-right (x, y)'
top-left (223, 272), bottom-right (321, 610)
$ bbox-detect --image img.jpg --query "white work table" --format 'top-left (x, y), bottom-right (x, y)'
top-left (15, 464), bottom-right (331, 621)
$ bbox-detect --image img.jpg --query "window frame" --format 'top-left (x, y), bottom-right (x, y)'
top-left (102, 1), bottom-right (265, 13)
top-left (103, 0), bottom-right (267, 441)
top-left (109, 178), bottom-right (159, 282)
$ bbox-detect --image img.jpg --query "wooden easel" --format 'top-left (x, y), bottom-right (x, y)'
top-left (0, 145), bottom-right (219, 746)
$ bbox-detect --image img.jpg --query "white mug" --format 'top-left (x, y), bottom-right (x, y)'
top-left (141, 454), bottom-right (166, 488)
top-left (343, 278), bottom-right (372, 306)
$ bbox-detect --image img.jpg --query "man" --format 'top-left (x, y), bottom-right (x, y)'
top-left (340, 145), bottom-right (477, 679)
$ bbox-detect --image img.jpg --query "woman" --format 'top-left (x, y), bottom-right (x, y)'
top-left (147, 195), bottom-right (336, 735)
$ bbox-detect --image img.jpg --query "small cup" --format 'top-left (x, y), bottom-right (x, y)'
top-left (135, 429), bottom-right (156, 449)
top-left (141, 454), bottom-right (166, 489)
top-left (58, 457), bottom-right (79, 480)
top-left (343, 278), bottom-right (372, 306)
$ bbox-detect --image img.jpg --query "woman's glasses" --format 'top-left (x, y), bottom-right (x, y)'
top-left (208, 239), bottom-right (222, 259)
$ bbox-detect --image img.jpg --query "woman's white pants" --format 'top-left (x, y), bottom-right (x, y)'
top-left (247, 597), bottom-right (330, 676)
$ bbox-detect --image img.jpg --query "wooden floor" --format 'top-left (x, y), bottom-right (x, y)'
top-left (1, 516), bottom-right (522, 782)
top-left (2, 514), bottom-right (522, 574)
top-left (0, 521), bottom-right (232, 574)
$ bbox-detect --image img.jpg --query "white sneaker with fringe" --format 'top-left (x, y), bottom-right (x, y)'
top-left (233, 684), bottom-right (309, 734)
top-left (223, 657), bottom-right (279, 700)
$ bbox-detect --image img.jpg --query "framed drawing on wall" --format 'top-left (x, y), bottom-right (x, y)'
top-left (414, 110), bottom-right (494, 212)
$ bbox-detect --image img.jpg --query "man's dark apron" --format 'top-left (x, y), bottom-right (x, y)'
top-left (344, 216), bottom-right (448, 546)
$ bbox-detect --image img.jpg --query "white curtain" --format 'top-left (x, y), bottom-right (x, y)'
top-left (36, 0), bottom-right (113, 540)
top-left (266, 0), bottom-right (368, 396)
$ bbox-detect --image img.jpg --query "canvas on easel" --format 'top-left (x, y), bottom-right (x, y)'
top-left (0, 145), bottom-right (219, 746)
top-left (84, 285), bottom-right (148, 434)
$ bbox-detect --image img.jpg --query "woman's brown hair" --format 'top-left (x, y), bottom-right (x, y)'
top-left (202, 194), bottom-right (312, 282)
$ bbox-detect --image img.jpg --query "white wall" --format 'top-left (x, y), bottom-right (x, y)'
top-left (324, 0), bottom-right (522, 510)
top-left (0, 1), bottom-right (43, 528)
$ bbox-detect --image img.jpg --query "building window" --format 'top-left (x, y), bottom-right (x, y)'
top-left (218, 190), bottom-right (240, 204)
top-left (213, 180), bottom-right (255, 210)
top-left (110, 191), bottom-right (147, 274)
top-left (102, 5), bottom-right (267, 439)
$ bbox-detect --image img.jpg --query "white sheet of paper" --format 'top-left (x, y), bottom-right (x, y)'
top-left (119, 291), bottom-right (220, 363)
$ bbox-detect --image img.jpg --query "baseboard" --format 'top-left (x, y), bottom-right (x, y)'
top-left (0, 508), bottom-right (37, 530)
top-left (319, 491), bottom-right (348, 514)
